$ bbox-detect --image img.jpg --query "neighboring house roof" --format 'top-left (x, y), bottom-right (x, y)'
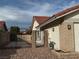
top-left (18, 31), bottom-right (27, 35)
top-left (32, 16), bottom-right (49, 29)
top-left (26, 26), bottom-right (32, 35)
top-left (0, 21), bottom-right (7, 31)
top-left (0, 21), bottom-right (5, 27)
top-left (34, 16), bottom-right (49, 24)
top-left (26, 28), bottom-right (32, 35)
top-left (38, 4), bottom-right (79, 28)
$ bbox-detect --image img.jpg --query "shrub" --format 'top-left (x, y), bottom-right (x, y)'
top-left (49, 41), bottom-right (55, 49)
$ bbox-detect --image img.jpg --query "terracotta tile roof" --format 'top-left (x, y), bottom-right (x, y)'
top-left (0, 21), bottom-right (7, 31)
top-left (26, 28), bottom-right (32, 34)
top-left (54, 4), bottom-right (79, 17)
top-left (34, 16), bottom-right (49, 24)
top-left (0, 21), bottom-right (5, 28)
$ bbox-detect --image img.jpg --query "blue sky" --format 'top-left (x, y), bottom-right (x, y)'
top-left (0, 0), bottom-right (79, 30)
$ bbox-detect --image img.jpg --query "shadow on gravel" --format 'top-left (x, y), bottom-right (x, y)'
top-left (0, 38), bottom-right (32, 59)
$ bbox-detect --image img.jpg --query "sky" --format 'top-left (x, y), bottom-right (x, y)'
top-left (0, 0), bottom-right (79, 30)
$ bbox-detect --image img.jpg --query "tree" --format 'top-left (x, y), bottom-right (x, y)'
top-left (10, 26), bottom-right (20, 34)
top-left (10, 26), bottom-right (20, 41)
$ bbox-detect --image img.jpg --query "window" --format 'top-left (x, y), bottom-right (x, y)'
top-left (36, 31), bottom-right (41, 40)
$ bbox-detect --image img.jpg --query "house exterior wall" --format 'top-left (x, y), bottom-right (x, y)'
top-left (32, 20), bottom-right (44, 47)
top-left (44, 30), bottom-right (48, 47)
top-left (59, 22), bottom-right (74, 52)
top-left (46, 26), bottom-right (60, 50)
top-left (32, 20), bottom-right (39, 30)
top-left (59, 11), bottom-right (79, 52)
top-left (32, 20), bottom-right (39, 47)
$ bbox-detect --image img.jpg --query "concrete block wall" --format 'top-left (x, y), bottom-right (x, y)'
top-left (0, 32), bottom-right (10, 47)
top-left (17, 34), bottom-right (32, 44)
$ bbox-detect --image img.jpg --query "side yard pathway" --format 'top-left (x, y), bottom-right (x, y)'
top-left (4, 42), bottom-right (31, 48)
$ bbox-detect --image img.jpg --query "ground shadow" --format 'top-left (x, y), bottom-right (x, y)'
top-left (0, 34), bottom-right (32, 59)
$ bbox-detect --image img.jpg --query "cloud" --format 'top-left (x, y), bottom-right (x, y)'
top-left (23, 0), bottom-right (41, 6)
top-left (0, 2), bottom-right (52, 21)
top-left (0, 2), bottom-right (53, 28)
top-left (0, 0), bottom-right (78, 29)
top-left (20, 0), bottom-right (53, 15)
top-left (28, 3), bottom-right (52, 16)
top-left (0, 6), bottom-right (31, 21)
top-left (0, 0), bottom-right (77, 21)
top-left (49, 0), bottom-right (78, 15)
top-left (62, 0), bottom-right (77, 10)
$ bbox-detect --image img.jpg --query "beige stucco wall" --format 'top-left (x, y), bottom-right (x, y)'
top-left (47, 26), bottom-right (60, 50)
top-left (17, 35), bottom-right (32, 44)
top-left (59, 22), bottom-right (74, 52)
top-left (32, 30), bottom-right (37, 48)
top-left (64, 11), bottom-right (79, 51)
top-left (61, 11), bottom-right (79, 52)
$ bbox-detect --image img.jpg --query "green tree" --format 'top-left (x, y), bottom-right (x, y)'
top-left (10, 26), bottom-right (20, 34)
top-left (10, 26), bottom-right (20, 41)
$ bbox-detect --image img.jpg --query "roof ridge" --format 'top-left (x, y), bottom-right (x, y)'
top-left (51, 4), bottom-right (79, 17)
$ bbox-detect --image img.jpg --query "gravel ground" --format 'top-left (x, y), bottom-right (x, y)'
top-left (4, 41), bottom-right (32, 48)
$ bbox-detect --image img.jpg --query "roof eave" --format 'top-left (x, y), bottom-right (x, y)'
top-left (37, 8), bottom-right (79, 28)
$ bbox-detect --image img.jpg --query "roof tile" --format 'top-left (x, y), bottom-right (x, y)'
top-left (54, 4), bottom-right (79, 17)
top-left (34, 16), bottom-right (49, 24)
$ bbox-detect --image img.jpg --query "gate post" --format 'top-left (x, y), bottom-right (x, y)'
top-left (44, 30), bottom-right (48, 48)
top-left (32, 31), bottom-right (36, 48)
